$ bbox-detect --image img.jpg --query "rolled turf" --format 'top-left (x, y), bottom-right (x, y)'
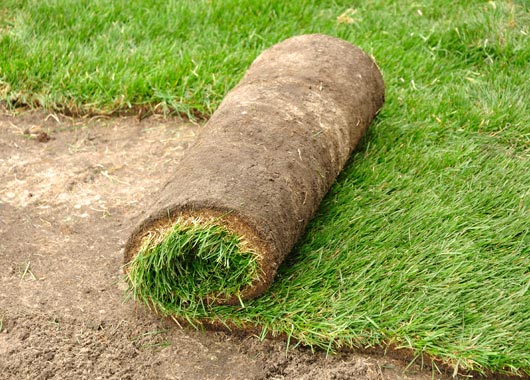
top-left (124, 34), bottom-right (385, 307)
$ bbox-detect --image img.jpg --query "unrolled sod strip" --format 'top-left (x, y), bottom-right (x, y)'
top-left (124, 34), bottom-right (385, 308)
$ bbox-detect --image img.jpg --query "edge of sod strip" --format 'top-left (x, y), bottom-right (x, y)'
top-left (125, 211), bottom-right (265, 308)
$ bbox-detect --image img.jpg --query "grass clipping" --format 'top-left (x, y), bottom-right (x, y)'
top-left (127, 216), bottom-right (261, 311)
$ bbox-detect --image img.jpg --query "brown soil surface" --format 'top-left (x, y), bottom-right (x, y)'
top-left (0, 109), bottom-right (448, 380)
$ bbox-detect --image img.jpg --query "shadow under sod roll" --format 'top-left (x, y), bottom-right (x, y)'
top-left (124, 34), bottom-right (385, 308)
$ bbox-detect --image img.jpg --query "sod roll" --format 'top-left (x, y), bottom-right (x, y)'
top-left (124, 34), bottom-right (385, 307)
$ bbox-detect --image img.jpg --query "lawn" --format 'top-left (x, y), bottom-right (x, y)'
top-left (1, 0), bottom-right (529, 376)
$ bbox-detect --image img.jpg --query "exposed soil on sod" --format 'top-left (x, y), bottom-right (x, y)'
top-left (0, 109), bottom-right (448, 380)
top-left (124, 34), bottom-right (385, 306)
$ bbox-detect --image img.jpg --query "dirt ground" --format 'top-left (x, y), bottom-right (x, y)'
top-left (0, 109), bottom-right (449, 380)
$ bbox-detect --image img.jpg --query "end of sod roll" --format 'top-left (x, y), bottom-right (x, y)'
top-left (125, 210), bottom-right (267, 308)
top-left (124, 34), bottom-right (385, 311)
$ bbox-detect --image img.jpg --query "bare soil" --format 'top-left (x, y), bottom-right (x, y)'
top-left (0, 109), bottom-right (447, 380)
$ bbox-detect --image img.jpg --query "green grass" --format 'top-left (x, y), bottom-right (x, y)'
top-left (2, 0), bottom-right (530, 375)
top-left (126, 220), bottom-right (259, 311)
